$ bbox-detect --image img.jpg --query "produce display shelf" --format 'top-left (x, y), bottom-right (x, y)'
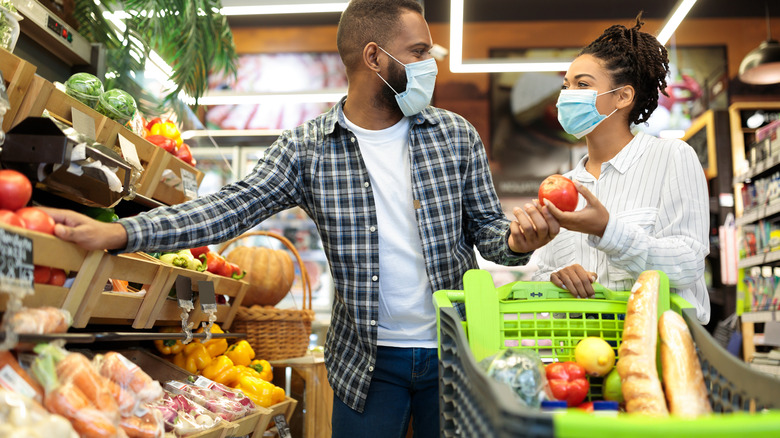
top-left (0, 222), bottom-right (105, 320)
top-left (0, 47), bottom-right (37, 132)
top-left (434, 269), bottom-right (780, 438)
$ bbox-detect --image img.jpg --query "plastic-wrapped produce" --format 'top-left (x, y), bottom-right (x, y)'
top-left (479, 348), bottom-right (550, 408)
top-left (96, 351), bottom-right (163, 404)
top-left (148, 391), bottom-right (222, 437)
top-left (164, 379), bottom-right (255, 421)
top-left (0, 388), bottom-right (79, 438)
top-left (96, 89), bottom-right (137, 125)
top-left (65, 73), bottom-right (105, 108)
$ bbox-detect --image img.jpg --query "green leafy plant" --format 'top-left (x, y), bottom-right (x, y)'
top-left (72, 0), bottom-right (237, 116)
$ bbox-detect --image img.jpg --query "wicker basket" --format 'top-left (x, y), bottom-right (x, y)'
top-left (219, 231), bottom-right (316, 361)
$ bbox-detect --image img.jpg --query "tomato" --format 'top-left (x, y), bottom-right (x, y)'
top-left (538, 174), bottom-right (579, 212)
top-left (49, 268), bottom-right (67, 286)
top-left (33, 265), bottom-right (51, 284)
top-left (16, 207), bottom-right (56, 235)
top-left (0, 209), bottom-right (25, 227)
top-left (0, 169), bottom-right (33, 211)
top-left (578, 401), bottom-right (594, 412)
top-left (545, 361), bottom-right (589, 407)
top-left (176, 143), bottom-right (195, 166)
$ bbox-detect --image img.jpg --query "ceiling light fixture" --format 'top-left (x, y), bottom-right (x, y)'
top-left (739, 3), bottom-right (780, 85)
top-left (656, 0), bottom-right (698, 45)
top-left (449, 0), bottom-right (571, 73)
top-left (219, 1), bottom-right (348, 16)
top-left (197, 89), bottom-right (347, 106)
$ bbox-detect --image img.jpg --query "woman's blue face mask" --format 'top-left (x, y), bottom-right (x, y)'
top-left (556, 87), bottom-right (624, 139)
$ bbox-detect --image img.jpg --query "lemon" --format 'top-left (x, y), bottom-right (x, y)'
top-left (574, 337), bottom-right (616, 377)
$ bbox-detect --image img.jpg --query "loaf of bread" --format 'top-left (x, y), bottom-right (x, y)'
top-left (617, 271), bottom-right (669, 416)
top-left (659, 310), bottom-right (712, 417)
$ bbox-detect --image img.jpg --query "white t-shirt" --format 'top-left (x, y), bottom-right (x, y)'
top-left (343, 115), bottom-right (437, 347)
top-left (530, 131), bottom-right (711, 323)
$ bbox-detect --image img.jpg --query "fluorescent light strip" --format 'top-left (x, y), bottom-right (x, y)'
top-left (449, 0), bottom-right (569, 73)
top-left (181, 129), bottom-right (284, 140)
top-left (197, 90), bottom-right (347, 106)
top-left (220, 3), bottom-right (348, 16)
top-left (656, 0), bottom-right (697, 45)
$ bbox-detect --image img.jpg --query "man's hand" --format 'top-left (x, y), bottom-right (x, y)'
top-left (507, 202), bottom-right (560, 254)
top-left (550, 264), bottom-right (598, 298)
top-left (40, 207), bottom-right (128, 251)
top-left (544, 181), bottom-right (609, 237)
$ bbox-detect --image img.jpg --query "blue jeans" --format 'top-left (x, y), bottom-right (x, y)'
top-left (331, 346), bottom-right (439, 438)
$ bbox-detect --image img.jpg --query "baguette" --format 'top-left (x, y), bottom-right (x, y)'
top-left (659, 310), bottom-right (712, 417)
top-left (617, 271), bottom-right (669, 416)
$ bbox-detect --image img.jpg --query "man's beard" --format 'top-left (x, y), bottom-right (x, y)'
top-left (376, 61), bottom-right (407, 112)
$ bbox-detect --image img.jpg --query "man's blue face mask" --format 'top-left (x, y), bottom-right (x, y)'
top-left (376, 46), bottom-right (438, 117)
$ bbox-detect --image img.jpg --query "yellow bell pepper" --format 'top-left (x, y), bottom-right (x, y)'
top-left (196, 324), bottom-right (228, 358)
top-left (201, 355), bottom-right (241, 386)
top-left (154, 327), bottom-right (185, 355)
top-left (249, 359), bottom-right (273, 382)
top-left (235, 374), bottom-right (283, 408)
top-left (225, 340), bottom-right (255, 366)
top-left (174, 342), bottom-right (212, 373)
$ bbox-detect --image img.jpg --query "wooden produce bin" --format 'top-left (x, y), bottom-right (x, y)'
top-left (0, 47), bottom-right (37, 132)
top-left (141, 257), bottom-right (249, 329)
top-left (142, 150), bottom-right (205, 206)
top-left (71, 252), bottom-right (174, 328)
top-left (12, 75), bottom-right (118, 145)
top-left (0, 223), bottom-right (104, 319)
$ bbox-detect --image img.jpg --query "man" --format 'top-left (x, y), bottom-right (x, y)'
top-left (47, 0), bottom-right (559, 436)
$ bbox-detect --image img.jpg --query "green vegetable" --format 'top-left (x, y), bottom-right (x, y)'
top-left (81, 206), bottom-right (118, 223)
top-left (160, 252), bottom-right (188, 268)
top-left (96, 88), bottom-right (137, 124)
top-left (65, 73), bottom-right (104, 108)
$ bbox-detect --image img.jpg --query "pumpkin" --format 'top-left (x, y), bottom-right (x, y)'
top-left (225, 246), bottom-right (295, 307)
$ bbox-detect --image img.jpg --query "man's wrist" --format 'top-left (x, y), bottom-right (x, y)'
top-left (106, 222), bottom-right (129, 250)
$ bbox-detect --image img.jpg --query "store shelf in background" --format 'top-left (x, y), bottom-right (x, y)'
top-left (741, 311), bottom-right (780, 323)
top-left (734, 153), bottom-right (780, 185)
top-left (737, 250), bottom-right (780, 269)
top-left (736, 199), bottom-right (780, 226)
top-left (0, 222), bottom-right (104, 319)
top-left (0, 47), bottom-right (37, 132)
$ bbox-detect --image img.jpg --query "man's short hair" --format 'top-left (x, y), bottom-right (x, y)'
top-left (337, 0), bottom-right (424, 71)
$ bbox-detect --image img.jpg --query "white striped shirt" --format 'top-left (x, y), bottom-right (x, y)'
top-left (530, 131), bottom-right (711, 323)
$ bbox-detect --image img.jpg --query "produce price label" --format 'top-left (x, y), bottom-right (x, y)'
top-left (181, 169), bottom-right (198, 200)
top-left (118, 134), bottom-right (144, 171)
top-left (71, 107), bottom-right (97, 140)
top-left (274, 414), bottom-right (291, 438)
top-left (0, 228), bottom-right (34, 296)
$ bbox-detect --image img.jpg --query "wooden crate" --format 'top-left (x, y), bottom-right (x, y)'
top-left (0, 223), bottom-right (104, 320)
top-left (143, 150), bottom-right (205, 205)
top-left (149, 263), bottom-right (248, 330)
top-left (12, 75), bottom-right (117, 145)
top-left (0, 47), bottom-right (37, 132)
top-left (72, 252), bottom-right (174, 329)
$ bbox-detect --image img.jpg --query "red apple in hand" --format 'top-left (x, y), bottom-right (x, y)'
top-left (539, 174), bottom-right (579, 212)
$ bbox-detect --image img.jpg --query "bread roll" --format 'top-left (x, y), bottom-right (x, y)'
top-left (659, 310), bottom-right (712, 417)
top-left (617, 271), bottom-right (669, 416)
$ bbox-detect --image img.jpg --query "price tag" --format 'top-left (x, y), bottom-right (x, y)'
top-left (71, 107), bottom-right (97, 140)
top-left (274, 414), bottom-right (291, 438)
top-left (175, 275), bottom-right (193, 304)
top-left (197, 281), bottom-right (216, 310)
top-left (118, 134), bottom-right (144, 171)
top-left (181, 169), bottom-right (198, 200)
top-left (0, 227), bottom-right (34, 296)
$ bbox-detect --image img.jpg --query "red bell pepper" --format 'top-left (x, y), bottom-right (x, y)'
top-left (578, 401), bottom-right (594, 412)
top-left (200, 251), bottom-right (226, 275)
top-left (545, 361), bottom-right (589, 407)
top-left (176, 143), bottom-right (195, 166)
top-left (227, 261), bottom-right (245, 280)
top-left (190, 246), bottom-right (210, 258)
top-left (145, 134), bottom-right (177, 154)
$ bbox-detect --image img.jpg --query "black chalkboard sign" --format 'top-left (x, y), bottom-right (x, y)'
top-left (0, 227), bottom-right (34, 295)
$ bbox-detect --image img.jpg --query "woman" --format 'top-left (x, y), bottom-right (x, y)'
top-left (530, 14), bottom-right (711, 323)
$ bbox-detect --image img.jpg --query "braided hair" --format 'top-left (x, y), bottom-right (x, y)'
top-left (579, 12), bottom-right (670, 125)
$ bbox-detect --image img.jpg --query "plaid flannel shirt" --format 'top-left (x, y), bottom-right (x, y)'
top-left (118, 98), bottom-right (530, 412)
